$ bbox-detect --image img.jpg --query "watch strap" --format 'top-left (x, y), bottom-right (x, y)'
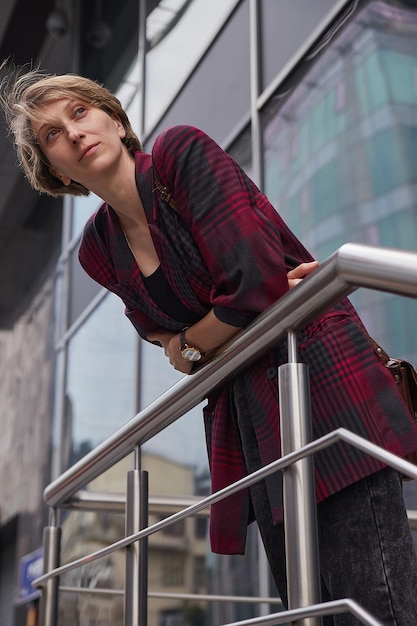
top-left (179, 328), bottom-right (205, 358)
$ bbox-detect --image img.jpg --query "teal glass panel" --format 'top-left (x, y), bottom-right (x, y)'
top-left (365, 51), bottom-right (389, 112)
top-left (262, 0), bottom-right (417, 361)
top-left (384, 296), bottom-right (417, 359)
top-left (381, 49), bottom-right (417, 106)
top-left (378, 208), bottom-right (417, 250)
top-left (310, 161), bottom-right (340, 221)
top-left (366, 127), bottom-right (404, 196)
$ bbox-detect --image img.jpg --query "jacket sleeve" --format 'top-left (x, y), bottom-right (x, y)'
top-left (153, 125), bottom-right (291, 326)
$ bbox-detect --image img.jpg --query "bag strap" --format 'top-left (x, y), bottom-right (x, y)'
top-left (367, 335), bottom-right (390, 365)
top-left (153, 172), bottom-right (177, 211)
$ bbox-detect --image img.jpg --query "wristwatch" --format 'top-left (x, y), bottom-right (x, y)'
top-left (179, 328), bottom-right (205, 362)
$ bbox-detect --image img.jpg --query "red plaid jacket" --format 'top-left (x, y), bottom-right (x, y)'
top-left (79, 125), bottom-right (417, 554)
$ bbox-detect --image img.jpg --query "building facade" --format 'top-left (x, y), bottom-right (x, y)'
top-left (1, 1), bottom-right (417, 625)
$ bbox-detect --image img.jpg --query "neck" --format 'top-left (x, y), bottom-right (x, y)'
top-left (89, 151), bottom-right (145, 224)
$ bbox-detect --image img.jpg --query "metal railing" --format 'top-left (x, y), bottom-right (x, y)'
top-left (34, 243), bottom-right (417, 626)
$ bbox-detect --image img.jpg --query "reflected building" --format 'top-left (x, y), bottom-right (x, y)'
top-left (57, 454), bottom-right (209, 626)
top-left (263, 0), bottom-right (417, 359)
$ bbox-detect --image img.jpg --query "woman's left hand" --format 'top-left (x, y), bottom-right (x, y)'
top-left (287, 261), bottom-right (318, 289)
top-left (147, 331), bottom-right (194, 374)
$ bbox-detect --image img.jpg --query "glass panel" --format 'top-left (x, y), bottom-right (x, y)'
top-left (139, 339), bottom-right (208, 474)
top-left (264, 0), bottom-right (417, 256)
top-left (145, 0), bottom-right (239, 132)
top-left (58, 548), bottom-right (125, 626)
top-left (228, 125), bottom-right (253, 177)
top-left (68, 244), bottom-right (102, 327)
top-left (71, 193), bottom-right (103, 242)
top-left (64, 292), bottom-right (137, 469)
top-left (145, 0), bottom-right (250, 146)
top-left (260, 0), bottom-right (338, 91)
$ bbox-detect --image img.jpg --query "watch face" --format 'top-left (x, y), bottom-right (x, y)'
top-left (182, 347), bottom-right (202, 361)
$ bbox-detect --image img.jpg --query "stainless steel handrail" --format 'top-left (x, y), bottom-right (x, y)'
top-left (44, 242), bottom-right (417, 509)
top-left (59, 489), bottom-right (417, 527)
top-left (58, 586), bottom-right (284, 606)
top-left (222, 598), bottom-right (383, 626)
top-left (60, 490), bottom-right (209, 515)
top-left (34, 427), bottom-right (417, 587)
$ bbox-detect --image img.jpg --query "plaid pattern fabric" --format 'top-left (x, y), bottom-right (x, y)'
top-left (79, 125), bottom-right (417, 555)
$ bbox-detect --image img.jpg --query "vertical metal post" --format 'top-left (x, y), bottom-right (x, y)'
top-left (249, 0), bottom-right (264, 189)
top-left (249, 5), bottom-right (273, 611)
top-left (279, 331), bottom-right (322, 626)
top-left (124, 462), bottom-right (149, 626)
top-left (38, 512), bottom-right (61, 626)
top-left (137, 0), bottom-right (147, 139)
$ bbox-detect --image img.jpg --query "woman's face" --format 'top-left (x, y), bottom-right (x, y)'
top-left (31, 97), bottom-right (127, 188)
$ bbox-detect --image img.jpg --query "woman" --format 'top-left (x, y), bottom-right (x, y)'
top-left (2, 67), bottom-right (417, 625)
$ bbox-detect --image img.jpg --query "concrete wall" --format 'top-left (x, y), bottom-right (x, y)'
top-left (0, 272), bottom-right (56, 572)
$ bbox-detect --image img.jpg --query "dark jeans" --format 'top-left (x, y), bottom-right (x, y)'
top-left (250, 467), bottom-right (417, 626)
top-left (234, 380), bottom-right (417, 625)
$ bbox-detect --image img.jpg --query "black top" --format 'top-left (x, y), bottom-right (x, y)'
top-left (143, 265), bottom-right (201, 325)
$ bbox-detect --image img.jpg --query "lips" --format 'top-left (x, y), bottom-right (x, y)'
top-left (79, 143), bottom-right (99, 161)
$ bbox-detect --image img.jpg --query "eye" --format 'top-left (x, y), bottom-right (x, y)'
top-left (74, 106), bottom-right (87, 118)
top-left (46, 128), bottom-right (60, 142)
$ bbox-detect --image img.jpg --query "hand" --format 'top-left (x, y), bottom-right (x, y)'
top-left (287, 261), bottom-right (318, 289)
top-left (147, 331), bottom-right (194, 374)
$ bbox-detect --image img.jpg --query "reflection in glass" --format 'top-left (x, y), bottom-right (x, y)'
top-left (59, 509), bottom-right (125, 626)
top-left (139, 338), bottom-right (208, 474)
top-left (263, 0), bottom-right (417, 358)
top-left (65, 292), bottom-right (137, 469)
top-left (264, 0), bottom-right (417, 252)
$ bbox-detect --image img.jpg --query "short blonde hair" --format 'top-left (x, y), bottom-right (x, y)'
top-left (0, 65), bottom-right (142, 197)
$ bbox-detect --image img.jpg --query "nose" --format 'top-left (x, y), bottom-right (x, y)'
top-left (66, 124), bottom-right (85, 144)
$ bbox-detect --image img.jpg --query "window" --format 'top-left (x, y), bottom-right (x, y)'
top-left (64, 293), bottom-right (137, 467)
top-left (193, 556), bottom-right (206, 592)
top-left (160, 516), bottom-right (185, 538)
top-left (162, 552), bottom-right (185, 587)
top-left (194, 517), bottom-right (207, 540)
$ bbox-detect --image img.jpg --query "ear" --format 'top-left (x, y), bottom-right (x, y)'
top-left (49, 167), bottom-right (72, 186)
top-left (114, 117), bottom-right (126, 139)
